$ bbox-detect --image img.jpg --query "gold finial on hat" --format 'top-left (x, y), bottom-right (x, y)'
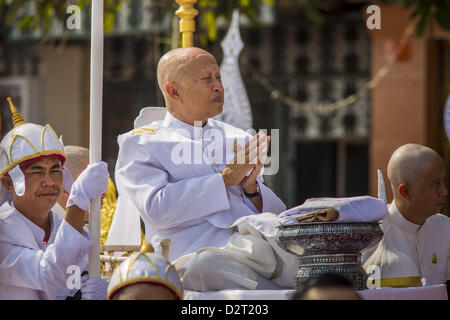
top-left (7, 97), bottom-right (26, 127)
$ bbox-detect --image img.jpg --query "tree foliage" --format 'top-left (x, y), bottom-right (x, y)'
top-left (0, 0), bottom-right (126, 33)
top-left (0, 0), bottom-right (449, 40)
top-left (398, 0), bottom-right (450, 35)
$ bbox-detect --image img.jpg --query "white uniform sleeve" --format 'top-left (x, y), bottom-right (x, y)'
top-left (116, 136), bottom-right (231, 230)
top-left (446, 247), bottom-right (450, 282)
top-left (0, 220), bottom-right (91, 292)
top-left (241, 175), bottom-right (286, 214)
top-left (259, 176), bottom-right (286, 214)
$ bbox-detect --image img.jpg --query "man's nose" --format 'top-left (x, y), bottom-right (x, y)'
top-left (441, 183), bottom-right (448, 197)
top-left (213, 79), bottom-right (224, 92)
top-left (41, 172), bottom-right (57, 186)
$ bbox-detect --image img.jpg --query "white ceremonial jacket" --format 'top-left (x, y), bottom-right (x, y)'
top-left (363, 201), bottom-right (450, 286)
top-left (107, 112), bottom-right (286, 261)
top-left (0, 201), bottom-right (92, 299)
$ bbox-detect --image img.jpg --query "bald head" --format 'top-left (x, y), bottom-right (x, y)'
top-left (156, 47), bottom-right (224, 125)
top-left (157, 47), bottom-right (216, 98)
top-left (387, 144), bottom-right (443, 194)
top-left (64, 145), bottom-right (89, 180)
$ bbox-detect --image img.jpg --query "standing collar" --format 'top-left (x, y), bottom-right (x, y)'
top-left (11, 200), bottom-right (57, 247)
top-left (388, 200), bottom-right (421, 234)
top-left (161, 111), bottom-right (212, 140)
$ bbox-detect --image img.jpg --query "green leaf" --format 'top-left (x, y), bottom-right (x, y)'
top-left (415, 15), bottom-right (427, 36)
top-left (435, 0), bottom-right (450, 30)
top-left (204, 11), bottom-right (217, 41)
top-left (104, 10), bottom-right (115, 33)
top-left (198, 0), bottom-right (217, 9)
top-left (76, 0), bottom-right (89, 11)
top-left (243, 6), bottom-right (259, 26)
top-left (398, 0), bottom-right (416, 8)
top-left (310, 0), bottom-right (327, 10)
top-left (303, 3), bottom-right (324, 24)
top-left (16, 14), bottom-right (33, 29)
top-left (5, 0), bottom-right (27, 26)
top-left (42, 1), bottom-right (54, 33)
top-left (239, 0), bottom-right (250, 8)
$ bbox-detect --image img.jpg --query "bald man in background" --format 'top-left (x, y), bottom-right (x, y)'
top-left (52, 146), bottom-right (89, 221)
top-left (364, 143), bottom-right (449, 287)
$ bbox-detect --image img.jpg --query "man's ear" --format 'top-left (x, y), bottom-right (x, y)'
top-left (398, 184), bottom-right (410, 201)
top-left (1, 175), bottom-right (14, 192)
top-left (166, 82), bottom-right (180, 101)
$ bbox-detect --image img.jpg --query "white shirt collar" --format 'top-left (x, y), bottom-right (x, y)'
top-left (388, 200), bottom-right (421, 234)
top-left (161, 111), bottom-right (212, 141)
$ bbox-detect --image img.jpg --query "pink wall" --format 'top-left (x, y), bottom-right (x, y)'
top-left (367, 5), bottom-right (427, 201)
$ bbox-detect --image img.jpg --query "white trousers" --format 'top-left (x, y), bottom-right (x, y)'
top-left (174, 218), bottom-right (298, 291)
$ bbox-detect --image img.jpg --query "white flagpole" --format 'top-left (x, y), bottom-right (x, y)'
top-left (88, 0), bottom-right (104, 277)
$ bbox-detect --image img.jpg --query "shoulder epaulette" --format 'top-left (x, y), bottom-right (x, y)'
top-left (131, 127), bottom-right (157, 135)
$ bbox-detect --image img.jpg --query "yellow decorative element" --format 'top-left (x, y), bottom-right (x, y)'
top-left (0, 148), bottom-right (8, 165)
top-left (131, 128), bottom-right (156, 135)
top-left (233, 139), bottom-right (238, 153)
top-left (0, 150), bottom-right (66, 177)
top-left (107, 275), bottom-right (183, 300)
top-left (117, 260), bottom-right (123, 282)
top-left (165, 263), bottom-right (177, 280)
top-left (7, 97), bottom-right (26, 127)
top-left (140, 241), bottom-right (155, 254)
top-left (380, 276), bottom-right (422, 288)
top-left (431, 253), bottom-right (437, 264)
top-left (9, 134), bottom-right (37, 163)
top-left (100, 177), bottom-right (117, 245)
top-left (175, 0), bottom-right (198, 48)
top-left (141, 253), bottom-right (160, 277)
top-left (125, 253), bottom-right (141, 280)
top-left (125, 253), bottom-right (159, 282)
top-left (42, 124), bottom-right (64, 151)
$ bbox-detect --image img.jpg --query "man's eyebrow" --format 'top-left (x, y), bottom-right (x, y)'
top-left (29, 165), bottom-right (44, 170)
top-left (29, 164), bottom-right (61, 170)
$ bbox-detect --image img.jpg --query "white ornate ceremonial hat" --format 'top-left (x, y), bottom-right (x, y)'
top-left (0, 98), bottom-right (67, 197)
top-left (107, 246), bottom-right (183, 300)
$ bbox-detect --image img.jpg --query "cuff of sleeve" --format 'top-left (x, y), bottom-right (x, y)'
top-left (67, 187), bottom-right (89, 211)
top-left (212, 173), bottom-right (231, 211)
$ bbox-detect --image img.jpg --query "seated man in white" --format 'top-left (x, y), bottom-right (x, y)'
top-left (107, 47), bottom-right (287, 276)
top-left (0, 99), bottom-right (109, 299)
top-left (364, 143), bottom-right (449, 287)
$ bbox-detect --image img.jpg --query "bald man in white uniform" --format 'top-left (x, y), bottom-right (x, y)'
top-left (108, 47), bottom-right (287, 265)
top-left (364, 144), bottom-right (449, 287)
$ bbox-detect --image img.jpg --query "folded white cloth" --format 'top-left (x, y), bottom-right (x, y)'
top-left (278, 196), bottom-right (388, 225)
top-left (183, 284), bottom-right (448, 300)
